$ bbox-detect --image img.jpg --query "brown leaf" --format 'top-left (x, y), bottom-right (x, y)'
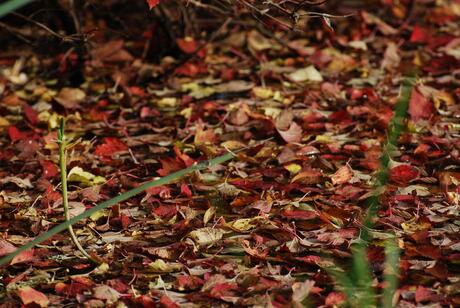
top-left (54, 87), bottom-right (86, 109)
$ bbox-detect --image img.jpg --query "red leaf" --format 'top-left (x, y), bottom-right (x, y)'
top-left (94, 137), bottom-right (128, 157)
top-left (157, 157), bottom-right (184, 176)
top-left (408, 87), bottom-right (433, 122)
top-left (175, 61), bottom-right (208, 77)
top-left (128, 86), bottom-right (146, 97)
top-left (174, 146), bottom-right (195, 167)
top-left (145, 185), bottom-right (171, 199)
top-left (175, 275), bottom-right (204, 290)
top-left (180, 183), bottom-right (192, 197)
top-left (281, 210), bottom-right (317, 220)
top-left (153, 204), bottom-right (177, 219)
top-left (415, 286), bottom-right (436, 303)
top-left (41, 160), bottom-right (59, 178)
top-left (11, 249), bottom-right (35, 265)
top-left (17, 286), bottom-right (49, 307)
top-left (209, 283), bottom-right (238, 299)
top-left (8, 126), bottom-right (24, 142)
top-left (389, 165), bottom-right (419, 184)
top-left (146, 0), bottom-right (160, 9)
top-left (159, 295), bottom-right (180, 308)
top-left (410, 25), bottom-right (431, 43)
top-left (176, 37), bottom-right (197, 54)
top-left (23, 103), bottom-right (39, 125)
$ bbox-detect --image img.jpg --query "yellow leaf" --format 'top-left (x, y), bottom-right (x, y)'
top-left (252, 87), bottom-right (274, 100)
top-left (284, 163), bottom-right (302, 175)
top-left (67, 167), bottom-right (106, 187)
top-left (148, 259), bottom-right (182, 272)
top-left (181, 83), bottom-right (215, 99)
top-left (156, 97), bottom-right (177, 108)
top-left (288, 66), bottom-right (323, 82)
top-left (228, 217), bottom-right (261, 232)
top-left (315, 135), bottom-right (333, 143)
top-left (0, 116), bottom-right (10, 128)
top-left (221, 140), bottom-right (246, 150)
top-left (90, 209), bottom-right (109, 221)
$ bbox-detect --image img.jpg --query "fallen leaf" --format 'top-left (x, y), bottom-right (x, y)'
top-left (288, 66), bottom-right (323, 82)
top-left (17, 286), bottom-right (49, 307)
top-left (40, 160), bottom-right (59, 178)
top-left (331, 165), bottom-right (353, 185)
top-left (94, 137), bottom-right (128, 157)
top-left (292, 280), bottom-right (315, 304)
top-left (11, 249), bottom-right (35, 265)
top-left (0, 239), bottom-right (16, 256)
top-left (390, 165), bottom-right (419, 184)
top-left (67, 167), bottom-right (106, 187)
top-left (188, 227), bottom-right (225, 247)
top-left (176, 37), bottom-right (199, 54)
top-left (0, 176), bottom-right (33, 189)
top-left (409, 87), bottom-right (433, 122)
top-left (277, 122), bottom-right (302, 143)
top-left (148, 259), bottom-right (182, 272)
top-left (54, 88), bottom-right (86, 109)
top-left (146, 0), bottom-right (161, 9)
top-left (93, 285), bottom-right (120, 304)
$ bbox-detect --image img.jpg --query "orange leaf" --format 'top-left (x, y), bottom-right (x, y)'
top-left (331, 165), bottom-right (353, 185)
top-left (11, 249), bottom-right (35, 265)
top-left (17, 286), bottom-right (49, 307)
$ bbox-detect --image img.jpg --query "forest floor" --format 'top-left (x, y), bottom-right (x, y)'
top-left (1, 1), bottom-right (460, 307)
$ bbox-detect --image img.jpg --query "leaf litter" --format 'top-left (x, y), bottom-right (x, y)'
top-left (1, 1), bottom-right (460, 306)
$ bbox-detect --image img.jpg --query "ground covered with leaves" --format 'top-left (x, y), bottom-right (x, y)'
top-left (1, 1), bottom-right (460, 307)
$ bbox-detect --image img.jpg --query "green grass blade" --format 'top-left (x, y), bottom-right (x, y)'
top-left (0, 0), bottom-right (35, 19)
top-left (351, 244), bottom-right (376, 308)
top-left (382, 238), bottom-right (400, 308)
top-left (0, 152), bottom-right (234, 266)
top-left (325, 265), bottom-right (356, 301)
top-left (325, 79), bottom-right (413, 307)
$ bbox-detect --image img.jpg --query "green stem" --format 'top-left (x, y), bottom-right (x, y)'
top-left (58, 118), bottom-right (96, 263)
top-left (0, 146), bottom-right (235, 267)
top-left (0, 0), bottom-right (35, 19)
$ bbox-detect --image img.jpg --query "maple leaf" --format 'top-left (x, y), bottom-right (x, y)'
top-left (157, 157), bottom-right (184, 176)
top-left (277, 122), bottom-right (303, 143)
top-left (389, 164), bottom-right (419, 184)
top-left (94, 137), bottom-right (128, 157)
top-left (146, 0), bottom-right (161, 9)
